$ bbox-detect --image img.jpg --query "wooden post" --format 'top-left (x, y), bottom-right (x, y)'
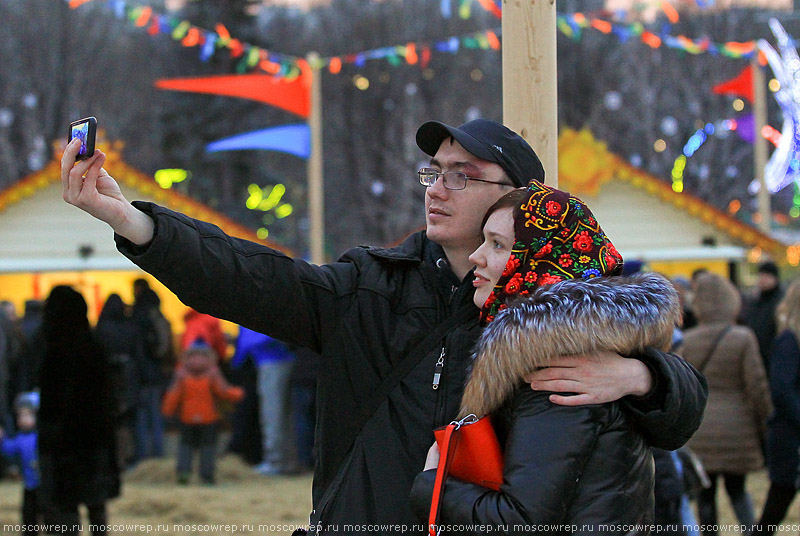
top-left (752, 56), bottom-right (771, 235)
top-left (502, 0), bottom-right (558, 188)
top-left (307, 52), bottom-right (325, 264)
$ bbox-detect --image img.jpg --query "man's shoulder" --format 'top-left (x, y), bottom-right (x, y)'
top-left (339, 230), bottom-right (428, 266)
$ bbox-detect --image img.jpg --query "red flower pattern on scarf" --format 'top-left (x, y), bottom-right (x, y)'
top-left (573, 231), bottom-right (594, 252)
top-left (504, 273), bottom-right (524, 295)
top-left (502, 257), bottom-right (521, 277)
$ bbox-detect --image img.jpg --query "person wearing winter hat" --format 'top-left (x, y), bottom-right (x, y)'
top-left (162, 340), bottom-right (244, 485)
top-left (62, 118), bottom-right (706, 534)
top-left (0, 392), bottom-right (42, 534)
top-left (412, 183), bottom-right (681, 531)
top-left (742, 260), bottom-right (784, 373)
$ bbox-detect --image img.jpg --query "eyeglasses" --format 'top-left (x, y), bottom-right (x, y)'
top-left (417, 168), bottom-right (512, 190)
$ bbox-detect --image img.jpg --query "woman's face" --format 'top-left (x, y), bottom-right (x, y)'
top-left (468, 207), bottom-right (515, 309)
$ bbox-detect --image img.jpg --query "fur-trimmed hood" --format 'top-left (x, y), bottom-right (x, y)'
top-left (459, 272), bottom-right (681, 418)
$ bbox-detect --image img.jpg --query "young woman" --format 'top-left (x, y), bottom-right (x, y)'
top-left (411, 182), bottom-right (682, 535)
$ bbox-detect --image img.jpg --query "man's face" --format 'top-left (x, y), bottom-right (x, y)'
top-left (425, 139), bottom-right (512, 253)
top-left (757, 272), bottom-right (778, 293)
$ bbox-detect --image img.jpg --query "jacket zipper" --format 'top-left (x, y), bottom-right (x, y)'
top-left (432, 347), bottom-right (445, 390)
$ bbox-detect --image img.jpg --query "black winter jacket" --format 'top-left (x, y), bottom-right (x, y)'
top-left (116, 202), bottom-right (707, 535)
top-left (410, 274), bottom-right (685, 535)
top-left (411, 389), bottom-right (654, 535)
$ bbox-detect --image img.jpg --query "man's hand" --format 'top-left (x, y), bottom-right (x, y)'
top-left (61, 139), bottom-right (155, 245)
top-left (423, 442), bottom-right (440, 471)
top-left (525, 351), bottom-right (653, 406)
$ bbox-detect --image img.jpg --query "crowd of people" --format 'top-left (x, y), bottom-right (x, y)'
top-left (0, 280), bottom-right (319, 534)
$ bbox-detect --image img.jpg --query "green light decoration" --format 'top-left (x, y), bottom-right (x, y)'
top-left (246, 183), bottom-right (286, 211)
top-left (792, 183), bottom-right (800, 218)
top-left (670, 155), bottom-right (686, 193)
top-left (247, 184), bottom-right (293, 237)
top-left (155, 169), bottom-right (191, 189)
top-left (275, 204), bottom-right (293, 218)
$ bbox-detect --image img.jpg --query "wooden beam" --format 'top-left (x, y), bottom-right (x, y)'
top-left (752, 56), bottom-right (771, 235)
top-left (502, 0), bottom-right (558, 187)
top-left (307, 52), bottom-right (325, 264)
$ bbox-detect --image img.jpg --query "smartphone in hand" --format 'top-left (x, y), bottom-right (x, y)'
top-left (68, 116), bottom-right (97, 161)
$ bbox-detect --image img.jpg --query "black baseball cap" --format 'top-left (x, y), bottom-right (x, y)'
top-left (415, 118), bottom-right (545, 187)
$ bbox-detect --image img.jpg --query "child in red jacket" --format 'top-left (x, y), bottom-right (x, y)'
top-left (162, 341), bottom-right (243, 485)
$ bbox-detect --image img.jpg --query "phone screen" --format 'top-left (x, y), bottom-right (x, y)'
top-left (68, 116), bottom-right (97, 161)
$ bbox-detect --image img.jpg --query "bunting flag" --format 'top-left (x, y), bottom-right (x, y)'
top-left (155, 72), bottom-right (311, 118)
top-left (557, 12), bottom-right (762, 60)
top-left (207, 124), bottom-right (311, 158)
top-left (732, 113), bottom-right (756, 144)
top-left (68, 0), bottom-right (769, 81)
top-left (712, 65), bottom-right (754, 103)
top-left (660, 1), bottom-right (679, 24)
top-left (474, 0), bottom-right (502, 19)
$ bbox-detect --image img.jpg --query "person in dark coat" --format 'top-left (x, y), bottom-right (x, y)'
top-left (226, 337), bottom-right (263, 465)
top-left (131, 284), bottom-right (170, 461)
top-left (16, 300), bottom-right (44, 394)
top-left (411, 184), bottom-right (671, 533)
top-left (742, 261), bottom-right (784, 374)
top-left (37, 286), bottom-right (120, 535)
top-left (290, 345), bottom-right (320, 472)
top-left (62, 118), bottom-right (708, 535)
top-left (754, 279), bottom-right (800, 535)
top-left (96, 293), bottom-right (145, 468)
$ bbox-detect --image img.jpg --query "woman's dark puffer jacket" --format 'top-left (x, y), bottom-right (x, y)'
top-left (411, 274), bottom-right (683, 535)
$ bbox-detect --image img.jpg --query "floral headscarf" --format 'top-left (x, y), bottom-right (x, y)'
top-left (480, 181), bottom-right (623, 323)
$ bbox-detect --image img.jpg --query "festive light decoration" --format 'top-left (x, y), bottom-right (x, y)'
top-left (245, 182), bottom-right (294, 230)
top-left (66, 0), bottom-right (502, 81)
top-left (670, 121), bottom-right (743, 193)
top-left (474, 0), bottom-right (502, 19)
top-left (154, 168), bottom-right (190, 189)
top-left (759, 19), bottom-right (800, 194)
top-left (557, 11), bottom-right (762, 60)
top-left (246, 183), bottom-right (285, 212)
top-left (69, 0), bottom-right (761, 88)
top-left (792, 183), bottom-right (800, 218)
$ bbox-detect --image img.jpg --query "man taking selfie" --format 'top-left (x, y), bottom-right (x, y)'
top-left (62, 118), bottom-right (707, 535)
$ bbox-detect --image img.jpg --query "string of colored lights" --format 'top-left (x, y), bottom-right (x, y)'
top-left (67, 0), bottom-right (501, 80)
top-left (671, 118), bottom-right (782, 194)
top-left (557, 12), bottom-right (760, 59)
top-left (68, 0), bottom-right (766, 86)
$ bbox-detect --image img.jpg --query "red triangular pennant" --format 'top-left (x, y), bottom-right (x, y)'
top-left (712, 65), bottom-right (754, 104)
top-left (155, 72), bottom-right (310, 118)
